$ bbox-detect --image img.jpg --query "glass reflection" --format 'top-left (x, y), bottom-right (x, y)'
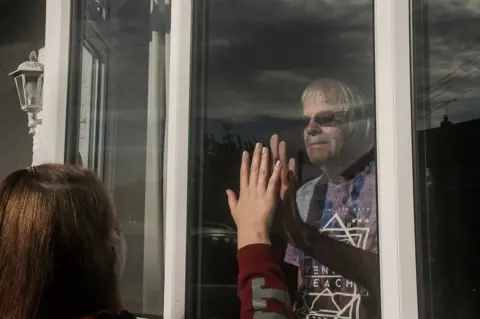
top-left (412, 1), bottom-right (480, 318)
top-left (283, 79), bottom-right (378, 319)
top-left (67, 0), bottom-right (168, 316)
top-left (188, 1), bottom-right (379, 318)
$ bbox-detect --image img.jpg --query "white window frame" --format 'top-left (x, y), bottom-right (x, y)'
top-left (374, 0), bottom-right (419, 318)
top-left (40, 0), bottom-right (72, 164)
top-left (77, 26), bottom-right (109, 178)
top-left (41, 0), bottom-right (421, 318)
top-left (162, 0), bottom-right (192, 317)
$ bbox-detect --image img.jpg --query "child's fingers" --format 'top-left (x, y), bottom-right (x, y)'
top-left (249, 143), bottom-right (262, 189)
top-left (240, 151), bottom-right (250, 194)
top-left (257, 147), bottom-right (270, 193)
top-left (226, 189), bottom-right (238, 212)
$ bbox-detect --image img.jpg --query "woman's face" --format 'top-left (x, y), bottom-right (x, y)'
top-left (302, 93), bottom-right (346, 165)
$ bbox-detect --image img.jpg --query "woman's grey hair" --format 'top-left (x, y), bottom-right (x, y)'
top-left (301, 78), bottom-right (373, 139)
top-left (301, 78), bottom-right (366, 112)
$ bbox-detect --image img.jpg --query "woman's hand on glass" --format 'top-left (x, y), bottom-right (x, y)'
top-left (269, 134), bottom-right (306, 247)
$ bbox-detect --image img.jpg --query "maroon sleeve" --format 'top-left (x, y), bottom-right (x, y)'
top-left (237, 244), bottom-right (294, 319)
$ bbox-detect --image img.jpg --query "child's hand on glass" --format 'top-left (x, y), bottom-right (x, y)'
top-left (226, 143), bottom-right (281, 249)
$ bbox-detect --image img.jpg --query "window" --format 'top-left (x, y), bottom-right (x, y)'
top-left (186, 1), bottom-right (381, 318)
top-left (65, 0), bottom-right (169, 316)
top-left (412, 1), bottom-right (480, 318)
top-left (44, 0), bottom-right (419, 318)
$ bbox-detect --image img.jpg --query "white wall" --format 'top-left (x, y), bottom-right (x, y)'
top-left (0, 0), bottom-right (45, 179)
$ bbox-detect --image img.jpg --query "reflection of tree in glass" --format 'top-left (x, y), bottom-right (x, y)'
top-left (196, 122), bottom-right (307, 227)
top-left (199, 122), bottom-right (258, 227)
top-left (187, 123), bottom-right (254, 319)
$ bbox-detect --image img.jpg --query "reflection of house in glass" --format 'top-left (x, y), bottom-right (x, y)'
top-left (417, 115), bottom-right (480, 318)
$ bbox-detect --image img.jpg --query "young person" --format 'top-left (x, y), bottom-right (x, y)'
top-left (0, 148), bottom-right (293, 319)
top-left (0, 164), bottom-right (131, 319)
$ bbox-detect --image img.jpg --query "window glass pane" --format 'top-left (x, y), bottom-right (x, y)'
top-left (14, 76), bottom-right (25, 106)
top-left (66, 0), bottom-right (169, 316)
top-left (412, 1), bottom-right (480, 318)
top-left (187, 1), bottom-right (380, 318)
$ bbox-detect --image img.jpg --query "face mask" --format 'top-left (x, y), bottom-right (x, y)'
top-left (112, 232), bottom-right (127, 280)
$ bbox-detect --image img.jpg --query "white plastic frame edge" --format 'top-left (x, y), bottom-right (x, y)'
top-left (40, 0), bottom-right (71, 164)
top-left (374, 0), bottom-right (419, 318)
top-left (163, 0), bottom-right (193, 318)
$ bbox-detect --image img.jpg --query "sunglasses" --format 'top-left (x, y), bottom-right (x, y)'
top-left (302, 111), bottom-right (348, 127)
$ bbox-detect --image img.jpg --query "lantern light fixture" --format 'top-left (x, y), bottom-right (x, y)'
top-left (9, 51), bottom-right (44, 135)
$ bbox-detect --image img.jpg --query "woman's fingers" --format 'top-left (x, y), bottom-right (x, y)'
top-left (249, 143), bottom-right (262, 188)
top-left (266, 160), bottom-right (282, 199)
top-left (287, 158), bottom-right (298, 193)
top-left (279, 141), bottom-right (289, 183)
top-left (257, 146), bottom-right (270, 193)
top-left (240, 150), bottom-right (250, 193)
top-left (288, 157), bottom-right (296, 180)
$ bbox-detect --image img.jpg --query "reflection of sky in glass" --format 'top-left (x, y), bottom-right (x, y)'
top-left (417, 0), bottom-right (480, 129)
top-left (81, 0), bottom-right (480, 134)
top-left (190, 0), bottom-right (480, 131)
top-left (192, 0), bottom-right (480, 131)
top-left (106, 0), bottom-right (480, 132)
top-left (193, 0), bottom-right (376, 186)
top-left (201, 0), bottom-right (375, 122)
top-left (103, 0), bottom-right (480, 182)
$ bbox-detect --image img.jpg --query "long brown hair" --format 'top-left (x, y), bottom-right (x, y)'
top-left (0, 164), bottom-right (121, 319)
